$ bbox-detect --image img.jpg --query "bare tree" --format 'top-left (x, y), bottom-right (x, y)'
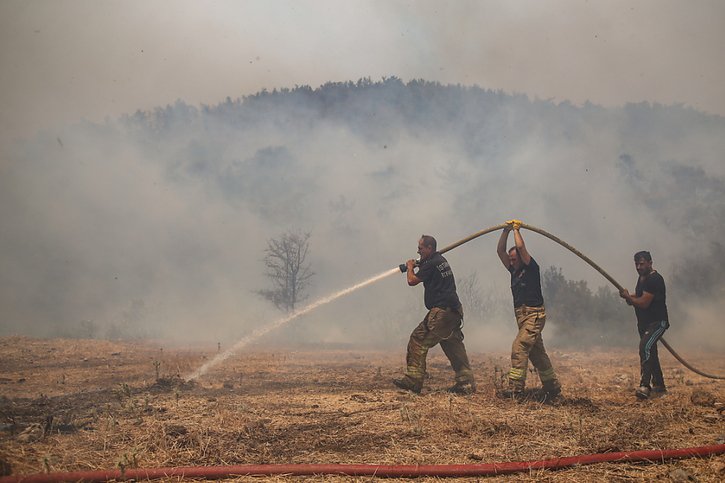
top-left (257, 231), bottom-right (314, 311)
top-left (457, 271), bottom-right (486, 322)
top-left (457, 271), bottom-right (508, 324)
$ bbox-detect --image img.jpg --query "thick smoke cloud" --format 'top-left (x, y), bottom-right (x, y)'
top-left (1, 82), bottom-right (724, 355)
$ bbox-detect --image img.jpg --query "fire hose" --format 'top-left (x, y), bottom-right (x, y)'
top-left (1, 445), bottom-right (723, 481)
top-left (424, 222), bottom-right (724, 380)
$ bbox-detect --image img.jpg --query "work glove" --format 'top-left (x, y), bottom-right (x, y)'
top-left (505, 219), bottom-right (523, 230)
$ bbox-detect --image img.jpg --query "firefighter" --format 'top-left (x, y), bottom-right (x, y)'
top-left (393, 235), bottom-right (476, 394)
top-left (496, 220), bottom-right (561, 399)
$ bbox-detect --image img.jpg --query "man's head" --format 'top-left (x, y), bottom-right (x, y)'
top-left (634, 251), bottom-right (653, 276)
top-left (417, 235), bottom-right (437, 261)
top-left (508, 246), bottom-right (522, 270)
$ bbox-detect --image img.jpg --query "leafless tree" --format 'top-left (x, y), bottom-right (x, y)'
top-left (457, 271), bottom-right (508, 324)
top-left (457, 271), bottom-right (486, 321)
top-left (257, 231), bottom-right (314, 312)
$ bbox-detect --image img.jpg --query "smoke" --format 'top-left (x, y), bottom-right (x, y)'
top-left (1, 83), bottom-right (724, 356)
top-left (3, 1), bottom-right (725, 148)
top-left (672, 298), bottom-right (725, 353)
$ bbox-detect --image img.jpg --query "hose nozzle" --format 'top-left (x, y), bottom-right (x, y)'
top-left (399, 259), bottom-right (420, 273)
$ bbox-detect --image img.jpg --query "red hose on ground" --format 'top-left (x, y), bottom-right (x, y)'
top-left (2, 444), bottom-right (723, 481)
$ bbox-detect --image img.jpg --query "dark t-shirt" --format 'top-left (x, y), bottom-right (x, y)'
top-left (509, 257), bottom-right (544, 308)
top-left (415, 252), bottom-right (461, 310)
top-left (634, 271), bottom-right (668, 326)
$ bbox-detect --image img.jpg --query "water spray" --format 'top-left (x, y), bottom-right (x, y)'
top-left (185, 267), bottom-right (400, 380)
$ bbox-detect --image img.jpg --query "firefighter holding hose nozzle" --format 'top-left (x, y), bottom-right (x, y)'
top-left (393, 235), bottom-right (476, 394)
top-left (497, 219), bottom-right (562, 400)
top-left (619, 251), bottom-right (670, 400)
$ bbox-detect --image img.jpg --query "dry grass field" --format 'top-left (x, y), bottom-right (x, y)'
top-left (0, 336), bottom-right (723, 482)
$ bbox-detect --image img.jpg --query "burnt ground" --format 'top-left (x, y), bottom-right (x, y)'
top-left (0, 336), bottom-right (723, 482)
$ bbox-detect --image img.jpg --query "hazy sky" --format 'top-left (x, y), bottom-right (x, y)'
top-left (2, 0), bottom-right (724, 145)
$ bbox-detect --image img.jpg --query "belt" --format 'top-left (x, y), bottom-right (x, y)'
top-left (515, 305), bottom-right (545, 315)
top-left (434, 306), bottom-right (460, 312)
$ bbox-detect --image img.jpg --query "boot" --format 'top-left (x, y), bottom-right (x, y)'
top-left (392, 375), bottom-right (423, 394)
top-left (497, 379), bottom-right (525, 399)
top-left (635, 386), bottom-right (650, 399)
top-left (541, 380), bottom-right (562, 399)
top-left (447, 380), bottom-right (477, 395)
top-left (651, 384), bottom-right (667, 396)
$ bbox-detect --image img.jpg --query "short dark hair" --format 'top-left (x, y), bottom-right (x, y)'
top-left (634, 251), bottom-right (652, 262)
top-left (420, 235), bottom-right (437, 252)
top-left (508, 246), bottom-right (519, 256)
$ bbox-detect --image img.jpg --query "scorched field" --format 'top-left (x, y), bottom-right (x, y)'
top-left (0, 336), bottom-right (723, 482)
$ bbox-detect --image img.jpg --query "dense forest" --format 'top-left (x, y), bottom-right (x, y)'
top-left (2, 78), bottom-right (724, 349)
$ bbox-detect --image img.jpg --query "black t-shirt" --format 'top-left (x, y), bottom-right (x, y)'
top-left (634, 271), bottom-right (668, 326)
top-left (415, 252), bottom-right (461, 310)
top-left (509, 257), bottom-right (544, 308)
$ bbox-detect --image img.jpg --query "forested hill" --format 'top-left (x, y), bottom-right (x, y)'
top-left (125, 77), bottom-right (723, 168)
top-left (2, 77), bottom-right (724, 346)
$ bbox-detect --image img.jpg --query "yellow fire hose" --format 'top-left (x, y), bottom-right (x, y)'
top-left (435, 222), bottom-right (724, 380)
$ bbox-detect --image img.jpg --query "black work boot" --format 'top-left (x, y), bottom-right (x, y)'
top-left (651, 385), bottom-right (667, 397)
top-left (635, 385), bottom-right (650, 400)
top-left (541, 381), bottom-right (562, 399)
top-left (392, 375), bottom-right (423, 394)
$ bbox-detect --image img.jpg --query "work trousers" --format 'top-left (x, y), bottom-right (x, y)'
top-left (508, 305), bottom-right (559, 388)
top-left (405, 307), bottom-right (474, 384)
top-left (638, 320), bottom-right (669, 388)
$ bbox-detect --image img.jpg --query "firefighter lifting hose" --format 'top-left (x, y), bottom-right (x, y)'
top-left (399, 221), bottom-right (725, 381)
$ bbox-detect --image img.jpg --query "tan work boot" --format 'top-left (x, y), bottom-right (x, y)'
top-left (447, 380), bottom-right (477, 395)
top-left (392, 375), bottom-right (423, 394)
top-left (498, 379), bottom-right (525, 399)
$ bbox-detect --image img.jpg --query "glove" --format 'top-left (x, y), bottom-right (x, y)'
top-left (505, 219), bottom-right (523, 230)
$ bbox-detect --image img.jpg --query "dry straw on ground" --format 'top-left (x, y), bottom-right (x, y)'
top-left (0, 336), bottom-right (723, 481)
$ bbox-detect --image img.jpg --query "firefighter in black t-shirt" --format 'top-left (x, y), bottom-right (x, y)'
top-left (497, 220), bottom-right (561, 399)
top-left (619, 251), bottom-right (670, 399)
top-left (392, 235), bottom-right (476, 394)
